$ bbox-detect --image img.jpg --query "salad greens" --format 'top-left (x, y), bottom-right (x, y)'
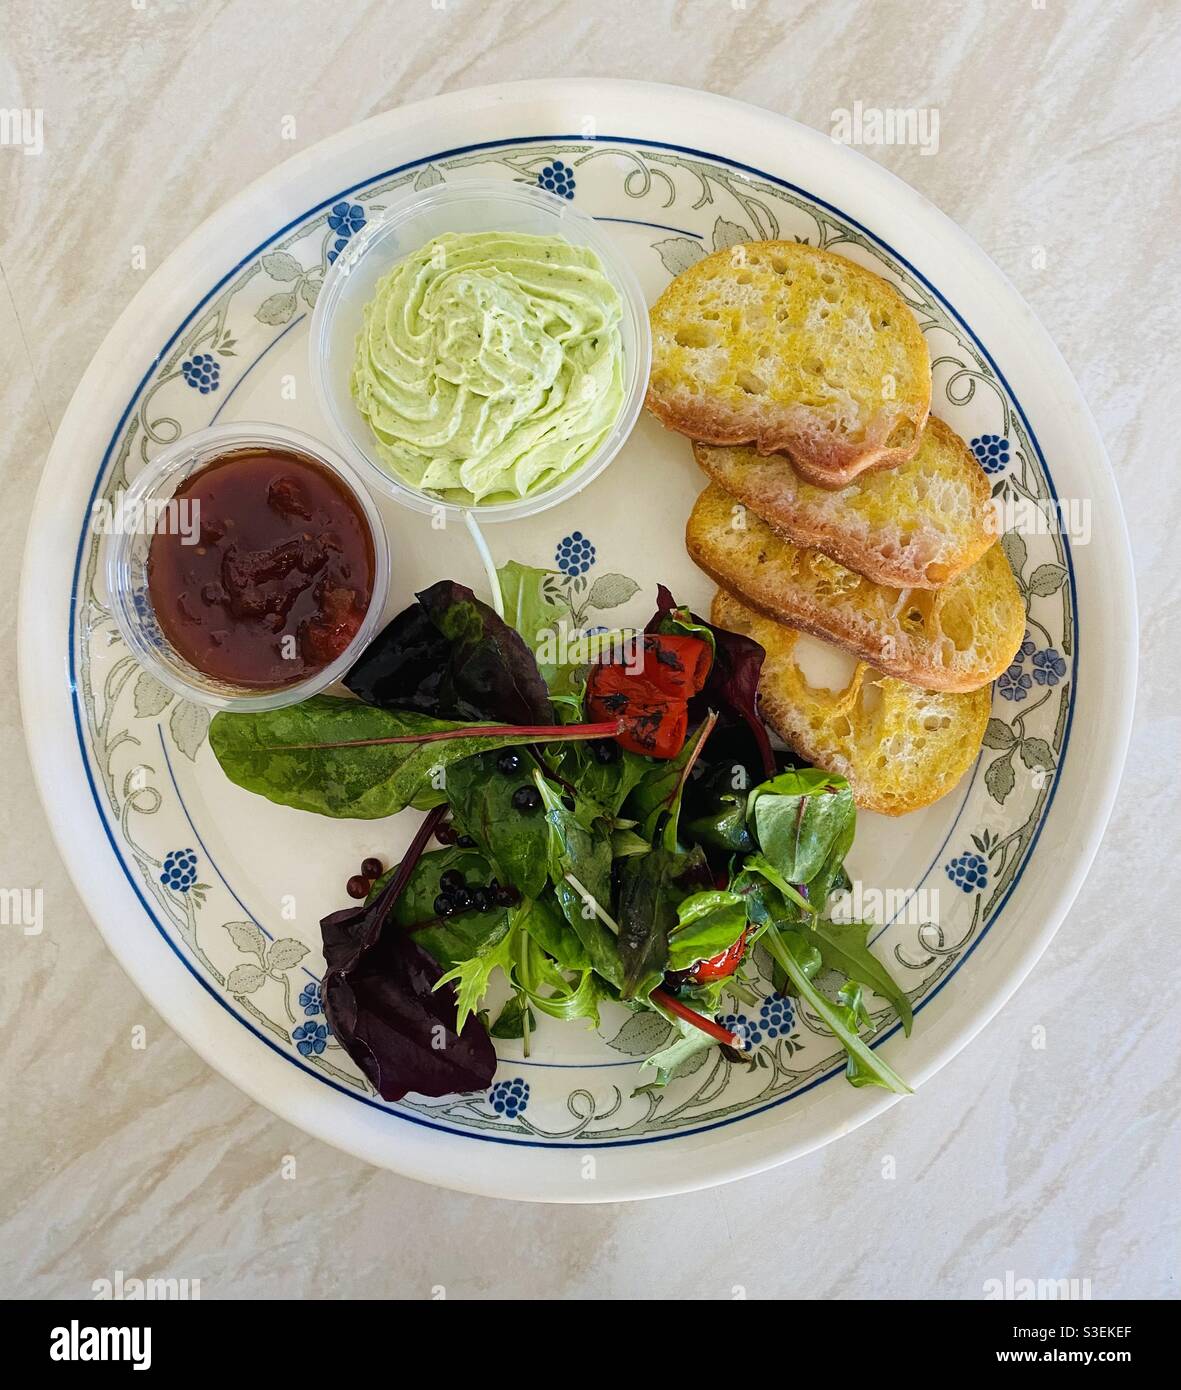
top-left (344, 579), bottom-right (553, 725)
top-left (319, 806), bottom-right (497, 1101)
top-left (209, 697), bottom-right (618, 819)
top-left (209, 566), bottom-right (915, 1104)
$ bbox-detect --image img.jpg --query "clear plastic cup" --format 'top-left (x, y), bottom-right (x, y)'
top-left (105, 421), bottom-right (390, 712)
top-left (308, 178), bottom-right (651, 523)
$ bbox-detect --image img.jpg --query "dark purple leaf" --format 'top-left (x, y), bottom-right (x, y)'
top-left (320, 805), bottom-right (496, 1100)
top-left (345, 580), bottom-right (552, 726)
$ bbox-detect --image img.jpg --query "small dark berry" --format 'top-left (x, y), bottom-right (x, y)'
top-left (590, 738), bottom-right (621, 764)
top-left (434, 821), bottom-right (458, 845)
top-left (451, 886), bottom-right (472, 912)
top-left (346, 874), bottom-right (370, 900)
top-left (433, 893), bottom-right (457, 918)
top-left (360, 857), bottom-right (383, 879)
top-left (471, 887), bottom-right (491, 912)
top-left (496, 750), bottom-right (522, 774)
top-left (512, 785), bottom-right (542, 812)
top-left (439, 868), bottom-right (466, 894)
top-left (492, 884), bottom-right (520, 907)
top-left (456, 835), bottom-right (476, 849)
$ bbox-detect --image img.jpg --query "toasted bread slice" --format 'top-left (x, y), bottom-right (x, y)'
top-left (712, 592), bottom-right (991, 815)
top-left (647, 241), bottom-right (931, 488)
top-left (687, 482), bottom-right (1023, 692)
top-left (693, 416), bottom-right (996, 589)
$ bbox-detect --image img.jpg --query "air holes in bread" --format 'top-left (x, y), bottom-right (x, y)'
top-left (737, 369), bottom-right (769, 395)
top-left (675, 324), bottom-right (718, 349)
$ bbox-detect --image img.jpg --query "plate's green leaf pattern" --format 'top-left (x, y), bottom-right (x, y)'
top-left (1019, 737), bottom-right (1055, 772)
top-left (267, 938), bottom-right (309, 971)
top-left (261, 251), bottom-right (303, 281)
top-left (256, 291), bottom-right (297, 325)
top-left (224, 921), bottom-right (267, 962)
top-left (1001, 531), bottom-right (1028, 579)
top-left (606, 1011), bottom-right (674, 1056)
top-left (414, 163), bottom-right (445, 189)
top-left (711, 216), bottom-right (749, 250)
top-left (981, 718), bottom-right (1016, 750)
top-left (1028, 563), bottom-right (1067, 596)
top-left (587, 572), bottom-right (640, 609)
top-left (226, 963), bottom-right (267, 994)
top-left (133, 671), bottom-right (172, 719)
top-left (169, 700), bottom-right (209, 761)
top-left (652, 236), bottom-right (705, 276)
top-left (985, 754), bottom-right (1017, 804)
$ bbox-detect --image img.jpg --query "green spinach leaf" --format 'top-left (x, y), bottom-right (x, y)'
top-left (626, 712), bottom-right (717, 846)
top-left (496, 561), bottom-right (576, 696)
top-left (666, 889), bottom-right (748, 973)
top-left (548, 741), bottom-right (649, 818)
top-left (444, 750), bottom-right (549, 898)
top-left (747, 768), bottom-right (855, 887)
top-left (366, 847), bottom-right (509, 971)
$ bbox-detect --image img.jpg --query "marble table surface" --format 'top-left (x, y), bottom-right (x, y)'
top-left (2, 0), bottom-right (1177, 1300)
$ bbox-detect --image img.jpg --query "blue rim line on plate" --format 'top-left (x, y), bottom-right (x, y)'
top-left (67, 133), bottom-right (1079, 1148)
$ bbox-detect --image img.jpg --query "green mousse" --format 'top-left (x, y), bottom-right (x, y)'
top-left (350, 230), bottom-right (626, 505)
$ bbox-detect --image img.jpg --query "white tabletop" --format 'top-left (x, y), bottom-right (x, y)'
top-left (2, 0), bottom-right (1176, 1299)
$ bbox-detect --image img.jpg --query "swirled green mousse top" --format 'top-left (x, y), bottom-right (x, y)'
top-left (350, 230), bottom-right (626, 505)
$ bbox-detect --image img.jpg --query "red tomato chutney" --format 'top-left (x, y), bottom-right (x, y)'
top-left (146, 447), bottom-right (375, 689)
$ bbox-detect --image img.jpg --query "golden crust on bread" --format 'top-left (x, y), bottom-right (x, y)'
top-left (647, 240), bottom-right (931, 488)
top-left (687, 482), bottom-right (1024, 692)
top-left (693, 416), bottom-right (996, 589)
top-left (712, 591), bottom-right (991, 815)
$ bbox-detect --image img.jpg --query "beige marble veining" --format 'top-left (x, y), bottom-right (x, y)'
top-left (2, 0), bottom-right (1178, 1299)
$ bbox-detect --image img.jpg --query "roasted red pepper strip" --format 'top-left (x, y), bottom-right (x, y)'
top-left (636, 634), bottom-right (712, 698)
top-left (586, 683), bottom-right (688, 759)
top-left (688, 928), bottom-right (749, 984)
top-left (586, 634), bottom-right (711, 760)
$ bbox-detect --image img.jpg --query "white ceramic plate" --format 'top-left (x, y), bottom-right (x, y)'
top-left (19, 80), bottom-right (1135, 1202)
